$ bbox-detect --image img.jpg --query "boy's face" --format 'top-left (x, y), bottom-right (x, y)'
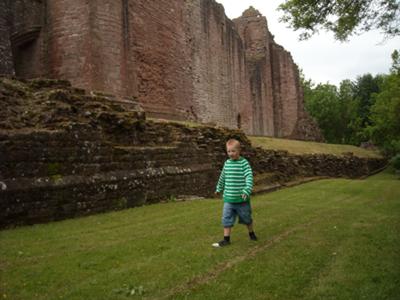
top-left (227, 144), bottom-right (240, 160)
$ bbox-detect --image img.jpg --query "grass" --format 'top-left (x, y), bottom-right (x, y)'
top-left (146, 118), bottom-right (382, 159)
top-left (147, 118), bottom-right (207, 128)
top-left (1, 169), bottom-right (399, 300)
top-left (249, 136), bottom-right (382, 158)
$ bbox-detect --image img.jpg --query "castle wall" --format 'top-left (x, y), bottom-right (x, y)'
top-left (0, 78), bottom-right (384, 228)
top-left (45, 0), bottom-right (137, 97)
top-left (46, 1), bottom-right (92, 85)
top-left (0, 0), bottom-right (14, 75)
top-left (3, 0), bottom-right (322, 140)
top-left (271, 44), bottom-right (302, 137)
top-left (233, 10), bottom-right (275, 136)
top-left (7, 0), bottom-right (45, 77)
top-left (87, 0), bottom-right (136, 97)
top-left (186, 0), bottom-right (249, 130)
top-left (130, 0), bottom-right (250, 130)
top-left (130, 0), bottom-right (194, 119)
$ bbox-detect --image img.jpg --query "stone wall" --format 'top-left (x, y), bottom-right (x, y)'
top-left (0, 0), bottom-right (14, 75)
top-left (234, 7), bottom-right (275, 136)
top-left (8, 0), bottom-right (45, 78)
top-left (1, 0), bottom-right (323, 140)
top-left (131, 0), bottom-right (249, 131)
top-left (0, 78), bottom-right (386, 228)
top-left (45, 0), bottom-right (137, 97)
top-left (131, 0), bottom-right (196, 120)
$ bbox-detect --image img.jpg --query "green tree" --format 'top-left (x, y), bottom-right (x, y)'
top-left (391, 49), bottom-right (400, 75)
top-left (353, 74), bottom-right (382, 127)
top-left (366, 51), bottom-right (400, 155)
top-left (278, 0), bottom-right (400, 41)
top-left (304, 83), bottom-right (343, 143)
top-left (338, 79), bottom-right (362, 144)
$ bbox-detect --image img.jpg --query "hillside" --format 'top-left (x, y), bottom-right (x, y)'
top-left (150, 119), bottom-right (382, 158)
top-left (249, 136), bottom-right (382, 158)
top-left (1, 168), bottom-right (399, 299)
top-left (0, 77), bottom-right (386, 228)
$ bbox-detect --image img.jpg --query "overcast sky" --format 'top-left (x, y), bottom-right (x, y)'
top-left (217, 0), bottom-right (400, 86)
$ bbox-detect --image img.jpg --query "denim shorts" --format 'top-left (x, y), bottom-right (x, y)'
top-left (222, 202), bottom-right (253, 227)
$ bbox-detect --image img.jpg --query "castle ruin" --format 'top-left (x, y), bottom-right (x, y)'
top-left (0, 0), bottom-right (322, 140)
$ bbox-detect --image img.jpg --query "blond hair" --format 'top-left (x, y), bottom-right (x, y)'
top-left (226, 138), bottom-right (241, 150)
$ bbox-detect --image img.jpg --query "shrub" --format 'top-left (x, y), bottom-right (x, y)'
top-left (390, 154), bottom-right (400, 171)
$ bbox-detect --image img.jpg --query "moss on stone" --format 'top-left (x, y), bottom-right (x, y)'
top-left (47, 162), bottom-right (61, 176)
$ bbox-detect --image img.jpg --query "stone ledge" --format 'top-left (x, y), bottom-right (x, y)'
top-left (1, 164), bottom-right (214, 192)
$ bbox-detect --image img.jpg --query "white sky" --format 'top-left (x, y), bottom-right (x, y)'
top-left (216, 0), bottom-right (400, 86)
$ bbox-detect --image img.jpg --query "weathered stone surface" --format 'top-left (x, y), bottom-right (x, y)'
top-left (289, 113), bottom-right (325, 142)
top-left (0, 78), bottom-right (386, 228)
top-left (0, 0), bottom-right (14, 75)
top-left (0, 0), bottom-right (322, 140)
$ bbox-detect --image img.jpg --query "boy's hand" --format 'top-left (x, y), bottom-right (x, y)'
top-left (242, 194), bottom-right (247, 200)
top-left (215, 191), bottom-right (220, 197)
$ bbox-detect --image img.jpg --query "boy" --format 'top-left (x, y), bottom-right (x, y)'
top-left (213, 138), bottom-right (257, 247)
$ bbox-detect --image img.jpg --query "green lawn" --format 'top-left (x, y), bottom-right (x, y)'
top-left (146, 119), bottom-right (381, 158)
top-left (1, 169), bottom-right (399, 300)
top-left (249, 136), bottom-right (382, 158)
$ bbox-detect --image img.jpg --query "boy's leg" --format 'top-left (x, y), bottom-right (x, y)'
top-left (213, 203), bottom-right (235, 247)
top-left (237, 202), bottom-right (258, 241)
top-left (224, 226), bottom-right (232, 237)
top-left (213, 227), bottom-right (232, 247)
top-left (247, 223), bottom-right (257, 241)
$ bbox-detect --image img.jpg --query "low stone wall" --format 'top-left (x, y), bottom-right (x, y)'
top-left (0, 125), bottom-right (229, 227)
top-left (250, 148), bottom-right (386, 179)
top-left (0, 78), bottom-right (386, 228)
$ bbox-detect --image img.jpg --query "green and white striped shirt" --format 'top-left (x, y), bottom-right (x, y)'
top-left (216, 156), bottom-right (253, 203)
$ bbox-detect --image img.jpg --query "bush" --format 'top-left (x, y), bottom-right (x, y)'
top-left (390, 154), bottom-right (400, 171)
top-left (381, 139), bottom-right (400, 157)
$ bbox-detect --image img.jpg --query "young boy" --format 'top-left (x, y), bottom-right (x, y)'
top-left (213, 138), bottom-right (257, 247)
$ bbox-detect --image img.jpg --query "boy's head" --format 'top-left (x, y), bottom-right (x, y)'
top-left (226, 139), bottom-right (241, 160)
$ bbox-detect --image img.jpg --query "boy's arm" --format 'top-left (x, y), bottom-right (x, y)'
top-left (215, 164), bottom-right (225, 193)
top-left (242, 160), bottom-right (253, 197)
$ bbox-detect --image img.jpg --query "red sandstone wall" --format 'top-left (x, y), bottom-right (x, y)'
top-left (272, 44), bottom-right (302, 137)
top-left (5, 0), bottom-right (318, 139)
top-left (186, 0), bottom-right (249, 130)
top-left (87, 0), bottom-right (136, 97)
top-left (46, 0), bottom-right (136, 97)
top-left (131, 0), bottom-right (249, 129)
top-left (233, 9), bottom-right (275, 136)
top-left (46, 1), bottom-right (91, 86)
top-left (235, 7), bottom-right (304, 138)
top-left (131, 0), bottom-right (193, 119)
top-left (9, 0), bottom-right (46, 77)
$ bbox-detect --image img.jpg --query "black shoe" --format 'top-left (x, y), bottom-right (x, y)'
top-left (249, 233), bottom-right (258, 241)
top-left (212, 240), bottom-right (231, 248)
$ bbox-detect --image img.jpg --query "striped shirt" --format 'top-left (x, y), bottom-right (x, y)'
top-left (216, 156), bottom-right (253, 203)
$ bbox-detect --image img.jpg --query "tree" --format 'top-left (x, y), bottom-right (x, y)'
top-left (366, 50), bottom-right (400, 155)
top-left (278, 0), bottom-right (400, 41)
top-left (367, 74), bottom-right (400, 155)
top-left (303, 83), bottom-right (344, 143)
top-left (352, 74), bottom-right (382, 127)
top-left (302, 50), bottom-right (400, 152)
top-left (391, 49), bottom-right (400, 75)
top-left (338, 79), bottom-right (362, 144)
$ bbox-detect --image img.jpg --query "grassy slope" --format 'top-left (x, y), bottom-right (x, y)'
top-left (1, 170), bottom-right (399, 300)
top-left (148, 118), bottom-right (381, 158)
top-left (249, 136), bottom-right (382, 158)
